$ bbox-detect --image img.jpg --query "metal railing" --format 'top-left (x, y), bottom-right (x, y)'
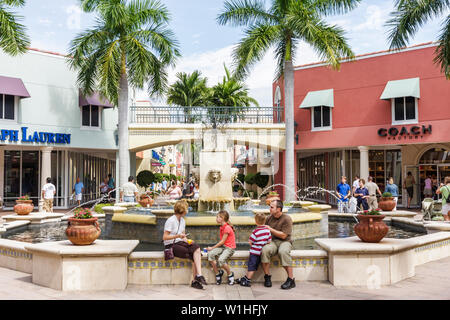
top-left (129, 106), bottom-right (285, 125)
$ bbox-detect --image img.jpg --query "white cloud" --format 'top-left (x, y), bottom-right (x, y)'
top-left (352, 4), bottom-right (392, 32)
top-left (38, 18), bottom-right (52, 26)
top-left (136, 42), bottom-right (320, 106)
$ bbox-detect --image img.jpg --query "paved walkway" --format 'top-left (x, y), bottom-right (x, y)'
top-left (1, 257), bottom-right (449, 300)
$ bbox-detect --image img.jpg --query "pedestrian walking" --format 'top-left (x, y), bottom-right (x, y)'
top-left (366, 176), bottom-right (382, 210)
top-left (42, 177), bottom-right (56, 213)
top-left (72, 177), bottom-right (84, 207)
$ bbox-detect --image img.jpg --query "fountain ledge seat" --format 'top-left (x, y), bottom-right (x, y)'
top-left (184, 213), bottom-right (322, 226)
top-left (0, 220), bottom-right (30, 234)
top-left (112, 214), bottom-right (156, 225)
top-left (328, 210), bottom-right (417, 219)
top-left (3, 212), bottom-right (65, 225)
top-left (115, 202), bottom-right (138, 208)
top-left (307, 204), bottom-right (332, 213)
top-left (290, 201), bottom-right (316, 208)
top-left (102, 206), bottom-right (128, 214)
top-left (24, 240), bottom-right (139, 291)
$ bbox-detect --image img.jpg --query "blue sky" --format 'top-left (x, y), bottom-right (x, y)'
top-left (16, 0), bottom-right (447, 105)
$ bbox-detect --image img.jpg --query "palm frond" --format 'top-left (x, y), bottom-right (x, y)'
top-left (217, 0), bottom-right (277, 27)
top-left (312, 0), bottom-right (361, 16)
top-left (434, 15), bottom-right (450, 79)
top-left (387, 0), bottom-right (450, 49)
top-left (0, 2), bottom-right (30, 55)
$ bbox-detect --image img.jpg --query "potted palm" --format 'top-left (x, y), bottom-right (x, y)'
top-left (14, 195), bottom-right (34, 215)
top-left (265, 191), bottom-right (280, 206)
top-left (354, 209), bottom-right (389, 243)
top-left (66, 208), bottom-right (101, 245)
top-left (378, 192), bottom-right (396, 211)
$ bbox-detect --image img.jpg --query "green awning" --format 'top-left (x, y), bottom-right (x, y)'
top-left (380, 77), bottom-right (420, 100)
top-left (299, 89), bottom-right (334, 108)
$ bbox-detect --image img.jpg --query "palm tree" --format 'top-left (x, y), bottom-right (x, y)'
top-left (207, 64), bottom-right (259, 128)
top-left (217, 0), bottom-right (359, 201)
top-left (0, 0), bottom-right (30, 55)
top-left (167, 70), bottom-right (209, 123)
top-left (387, 0), bottom-right (450, 79)
top-left (69, 0), bottom-right (180, 190)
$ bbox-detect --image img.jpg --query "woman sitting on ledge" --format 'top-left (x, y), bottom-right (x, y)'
top-left (162, 200), bottom-right (207, 289)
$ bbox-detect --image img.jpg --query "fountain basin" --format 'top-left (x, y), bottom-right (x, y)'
top-left (308, 204), bottom-right (332, 213)
top-left (291, 201), bottom-right (316, 208)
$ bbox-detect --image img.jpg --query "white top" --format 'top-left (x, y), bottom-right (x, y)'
top-left (193, 187), bottom-right (199, 199)
top-left (42, 183), bottom-right (56, 199)
top-left (352, 179), bottom-right (360, 190)
top-left (122, 182), bottom-right (138, 197)
top-left (163, 215), bottom-right (185, 246)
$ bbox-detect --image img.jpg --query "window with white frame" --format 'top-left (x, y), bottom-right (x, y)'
top-left (0, 94), bottom-right (16, 120)
top-left (81, 105), bottom-right (101, 128)
top-left (312, 106), bottom-right (332, 130)
top-left (391, 96), bottom-right (418, 125)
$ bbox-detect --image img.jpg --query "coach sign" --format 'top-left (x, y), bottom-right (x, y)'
top-left (377, 125), bottom-right (432, 140)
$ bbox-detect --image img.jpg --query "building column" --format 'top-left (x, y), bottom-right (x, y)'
top-left (129, 151), bottom-right (136, 178)
top-left (41, 147), bottom-right (53, 188)
top-left (358, 146), bottom-right (369, 180)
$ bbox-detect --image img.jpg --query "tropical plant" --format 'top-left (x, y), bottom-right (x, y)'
top-left (387, 0), bottom-right (450, 79)
top-left (217, 0), bottom-right (359, 200)
top-left (136, 170), bottom-right (155, 190)
top-left (206, 64), bottom-right (258, 128)
top-left (254, 172), bottom-right (269, 189)
top-left (68, 0), bottom-right (180, 189)
top-left (382, 191), bottom-right (393, 198)
top-left (154, 173), bottom-right (164, 183)
top-left (0, 0), bottom-right (30, 55)
top-left (244, 172), bottom-right (256, 185)
top-left (167, 70), bottom-right (209, 123)
top-left (237, 173), bottom-right (245, 183)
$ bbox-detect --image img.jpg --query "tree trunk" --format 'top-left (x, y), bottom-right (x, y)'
top-left (118, 73), bottom-right (130, 193)
top-left (284, 60), bottom-right (296, 201)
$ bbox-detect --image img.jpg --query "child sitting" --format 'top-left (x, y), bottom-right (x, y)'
top-left (236, 212), bottom-right (272, 287)
top-left (206, 210), bottom-right (236, 285)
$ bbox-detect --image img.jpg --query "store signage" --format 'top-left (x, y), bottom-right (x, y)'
top-left (151, 162), bottom-right (162, 166)
top-left (377, 124), bottom-right (432, 140)
top-left (0, 127), bottom-right (71, 144)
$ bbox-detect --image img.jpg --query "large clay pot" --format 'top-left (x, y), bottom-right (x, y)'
top-left (66, 217), bottom-right (101, 245)
top-left (138, 196), bottom-right (154, 207)
top-left (378, 197), bottom-right (396, 211)
top-left (354, 214), bottom-right (389, 243)
top-left (265, 195), bottom-right (280, 206)
top-left (14, 200), bottom-right (34, 215)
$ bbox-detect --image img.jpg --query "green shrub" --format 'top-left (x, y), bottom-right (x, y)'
top-left (244, 173), bottom-right (256, 185)
top-left (237, 173), bottom-right (245, 183)
top-left (254, 172), bottom-right (269, 189)
top-left (137, 170), bottom-right (155, 190)
top-left (382, 192), bottom-right (392, 198)
top-left (154, 173), bottom-right (164, 183)
top-left (94, 203), bottom-right (113, 214)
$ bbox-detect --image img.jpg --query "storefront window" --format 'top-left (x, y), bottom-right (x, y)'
top-left (312, 106), bottom-right (331, 130)
top-left (0, 94), bottom-right (15, 120)
top-left (82, 105), bottom-right (100, 128)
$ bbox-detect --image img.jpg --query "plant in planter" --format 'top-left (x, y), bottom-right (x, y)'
top-left (354, 208), bottom-right (389, 243)
top-left (265, 190), bottom-right (280, 205)
top-left (14, 195), bottom-right (34, 215)
top-left (138, 192), bottom-right (154, 207)
top-left (66, 208), bottom-right (101, 245)
top-left (378, 192), bottom-right (396, 211)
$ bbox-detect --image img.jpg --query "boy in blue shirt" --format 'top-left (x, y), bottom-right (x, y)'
top-left (354, 179), bottom-right (369, 211)
top-left (73, 177), bottom-right (84, 207)
top-left (336, 176), bottom-right (351, 213)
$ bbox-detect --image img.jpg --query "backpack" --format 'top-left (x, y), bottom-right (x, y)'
top-left (444, 186), bottom-right (450, 203)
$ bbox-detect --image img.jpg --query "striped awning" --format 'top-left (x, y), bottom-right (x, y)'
top-left (0, 75), bottom-right (30, 98)
top-left (380, 77), bottom-right (420, 100)
top-left (299, 89), bottom-right (334, 108)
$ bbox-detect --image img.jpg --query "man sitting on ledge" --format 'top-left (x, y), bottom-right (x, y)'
top-left (261, 200), bottom-right (295, 289)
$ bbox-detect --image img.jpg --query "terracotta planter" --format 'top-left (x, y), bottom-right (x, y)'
top-left (14, 200), bottom-right (34, 215)
top-left (138, 196), bottom-right (154, 207)
top-left (378, 197), bottom-right (396, 212)
top-left (265, 195), bottom-right (280, 206)
top-left (66, 217), bottom-right (101, 245)
top-left (354, 214), bottom-right (389, 243)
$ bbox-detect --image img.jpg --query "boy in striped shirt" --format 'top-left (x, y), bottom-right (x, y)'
top-left (236, 213), bottom-right (271, 287)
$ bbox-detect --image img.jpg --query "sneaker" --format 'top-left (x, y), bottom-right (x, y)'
top-left (195, 275), bottom-right (207, 286)
top-left (227, 272), bottom-right (235, 285)
top-left (191, 280), bottom-right (203, 290)
top-left (238, 276), bottom-right (251, 287)
top-left (264, 274), bottom-right (272, 288)
top-left (215, 270), bottom-right (224, 285)
top-left (281, 277), bottom-right (296, 290)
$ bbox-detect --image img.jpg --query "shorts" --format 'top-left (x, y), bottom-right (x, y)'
top-left (406, 187), bottom-right (414, 198)
top-left (123, 196), bottom-right (135, 203)
top-left (75, 193), bottom-right (82, 201)
top-left (207, 246), bottom-right (235, 267)
top-left (424, 188), bottom-right (433, 197)
top-left (247, 254), bottom-right (261, 272)
top-left (443, 203), bottom-right (450, 216)
top-left (166, 241), bottom-right (200, 261)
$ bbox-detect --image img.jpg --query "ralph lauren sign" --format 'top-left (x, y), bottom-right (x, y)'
top-left (378, 125), bottom-right (432, 140)
top-left (0, 127), bottom-right (71, 144)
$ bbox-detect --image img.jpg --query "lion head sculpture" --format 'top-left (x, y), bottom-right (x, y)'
top-left (208, 169), bottom-right (222, 183)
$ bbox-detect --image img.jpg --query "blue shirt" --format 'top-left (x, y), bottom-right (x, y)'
top-left (74, 182), bottom-right (84, 195)
top-left (108, 177), bottom-right (114, 189)
top-left (385, 183), bottom-right (399, 197)
top-left (336, 183), bottom-right (351, 202)
top-left (355, 187), bottom-right (369, 200)
top-left (162, 180), bottom-right (167, 190)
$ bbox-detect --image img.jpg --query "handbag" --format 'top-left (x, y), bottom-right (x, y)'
top-left (164, 218), bottom-right (181, 261)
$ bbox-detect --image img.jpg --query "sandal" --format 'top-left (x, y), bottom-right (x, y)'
top-left (191, 280), bottom-right (203, 290)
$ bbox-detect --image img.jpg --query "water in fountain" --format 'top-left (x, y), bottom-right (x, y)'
top-left (259, 183), bottom-right (300, 201)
